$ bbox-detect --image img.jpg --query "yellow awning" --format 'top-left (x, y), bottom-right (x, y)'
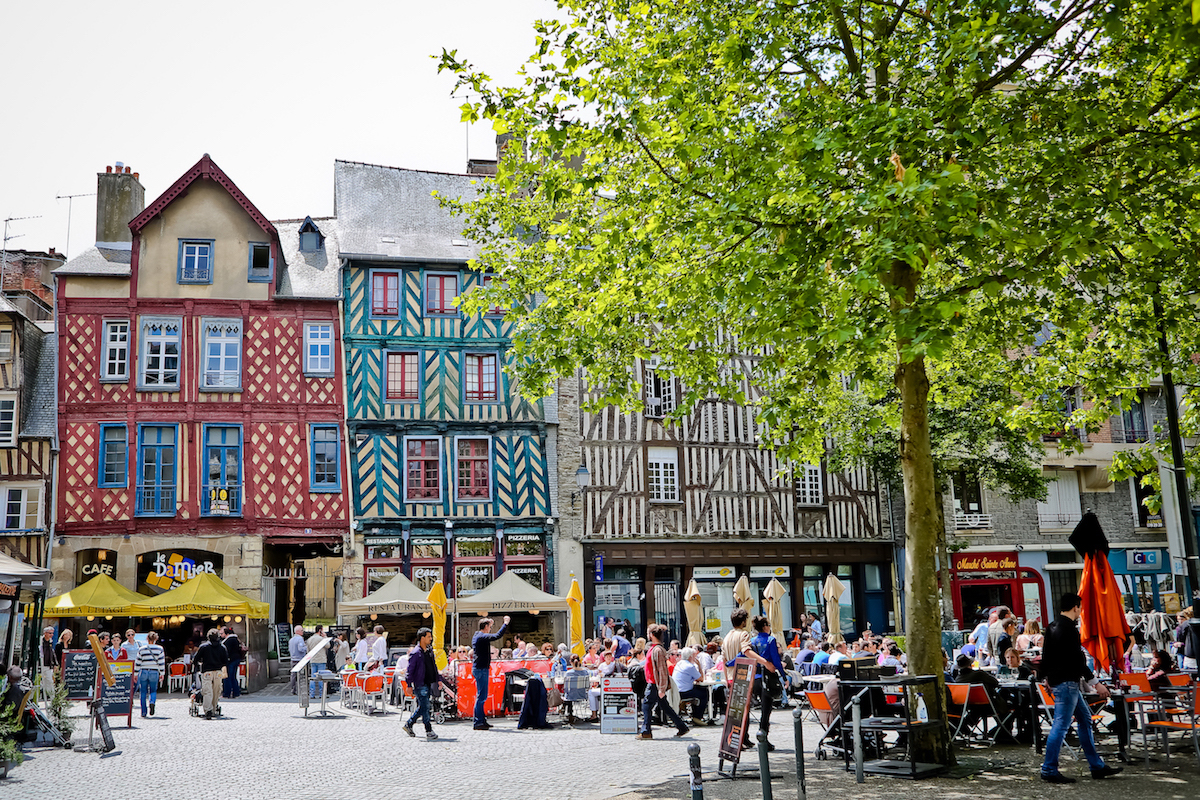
top-left (43, 573), bottom-right (144, 617)
top-left (128, 572), bottom-right (270, 619)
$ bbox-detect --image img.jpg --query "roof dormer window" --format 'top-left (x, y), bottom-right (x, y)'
top-left (298, 216), bottom-right (324, 252)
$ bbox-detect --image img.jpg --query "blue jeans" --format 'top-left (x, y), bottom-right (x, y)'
top-left (138, 670), bottom-right (159, 716)
top-left (1041, 681), bottom-right (1106, 775)
top-left (223, 661), bottom-right (241, 698)
top-left (641, 684), bottom-right (687, 735)
top-left (406, 684), bottom-right (432, 731)
top-left (472, 667), bottom-right (489, 725)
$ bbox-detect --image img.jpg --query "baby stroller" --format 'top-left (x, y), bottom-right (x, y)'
top-left (188, 670), bottom-right (221, 718)
top-left (430, 682), bottom-right (459, 725)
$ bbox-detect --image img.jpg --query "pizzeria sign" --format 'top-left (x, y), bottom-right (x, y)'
top-left (953, 552), bottom-right (1018, 572)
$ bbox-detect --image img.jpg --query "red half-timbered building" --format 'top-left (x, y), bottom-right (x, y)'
top-left (52, 157), bottom-right (347, 649)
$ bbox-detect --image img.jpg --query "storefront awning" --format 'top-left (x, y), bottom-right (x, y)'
top-left (452, 569), bottom-right (570, 614)
top-left (340, 572), bottom-right (432, 615)
top-left (44, 573), bottom-right (144, 617)
top-left (0, 551), bottom-right (50, 595)
top-left (128, 572), bottom-right (270, 619)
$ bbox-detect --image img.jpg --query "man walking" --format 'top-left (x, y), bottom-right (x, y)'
top-left (194, 628), bottom-right (228, 720)
top-left (136, 631), bottom-right (165, 717)
top-left (38, 626), bottom-right (57, 702)
top-left (1039, 593), bottom-right (1122, 783)
top-left (221, 626), bottom-right (243, 699)
top-left (638, 623), bottom-right (689, 739)
top-left (287, 625), bottom-right (307, 695)
top-left (471, 614), bottom-right (510, 730)
top-left (722, 608), bottom-right (777, 749)
top-left (403, 627), bottom-right (449, 740)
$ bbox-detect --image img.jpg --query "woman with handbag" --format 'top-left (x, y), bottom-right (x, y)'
top-left (750, 615), bottom-right (786, 752)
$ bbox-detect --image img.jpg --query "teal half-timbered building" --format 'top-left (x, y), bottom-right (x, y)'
top-left (334, 160), bottom-right (559, 637)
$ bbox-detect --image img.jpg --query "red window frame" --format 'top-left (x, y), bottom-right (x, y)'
top-left (425, 274), bottom-right (459, 315)
top-left (371, 272), bottom-right (399, 316)
top-left (405, 438), bottom-right (440, 500)
top-left (465, 354), bottom-right (498, 402)
top-left (457, 438), bottom-right (490, 500)
top-left (386, 352), bottom-right (419, 401)
top-left (481, 275), bottom-right (504, 316)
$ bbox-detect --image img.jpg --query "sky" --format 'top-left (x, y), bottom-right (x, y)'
top-left (0, 0), bottom-right (558, 260)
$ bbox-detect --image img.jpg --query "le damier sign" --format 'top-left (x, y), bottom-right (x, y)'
top-left (953, 552), bottom-right (1018, 571)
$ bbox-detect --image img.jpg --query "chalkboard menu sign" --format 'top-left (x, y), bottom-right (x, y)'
top-left (100, 660), bottom-right (134, 727)
top-left (62, 649), bottom-right (99, 700)
top-left (276, 623), bottom-right (292, 663)
top-left (717, 657), bottom-right (755, 766)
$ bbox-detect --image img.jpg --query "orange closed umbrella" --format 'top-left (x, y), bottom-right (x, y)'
top-left (1071, 512), bottom-right (1131, 674)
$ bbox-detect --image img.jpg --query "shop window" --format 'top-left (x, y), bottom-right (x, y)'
top-left (696, 578), bottom-right (737, 638)
top-left (593, 581), bottom-right (643, 639)
top-left (365, 544), bottom-right (401, 560)
top-left (834, 564), bottom-right (856, 637)
top-left (412, 565), bottom-right (443, 593)
top-left (411, 538), bottom-right (445, 559)
top-left (504, 535), bottom-right (543, 557)
top-left (509, 565), bottom-right (543, 590)
top-left (455, 564), bottom-right (493, 596)
top-left (367, 567), bottom-right (399, 594)
top-left (454, 537), bottom-right (494, 559)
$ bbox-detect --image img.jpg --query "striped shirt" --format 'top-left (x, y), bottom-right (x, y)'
top-left (136, 643), bottom-right (165, 674)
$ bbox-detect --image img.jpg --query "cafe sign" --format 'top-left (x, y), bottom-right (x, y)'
top-left (76, 548), bottom-right (118, 583)
top-left (953, 551), bottom-right (1018, 572)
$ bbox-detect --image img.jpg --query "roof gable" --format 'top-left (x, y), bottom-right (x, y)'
top-left (129, 154), bottom-right (279, 244)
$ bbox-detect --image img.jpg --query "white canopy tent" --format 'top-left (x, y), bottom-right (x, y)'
top-left (451, 570), bottom-right (570, 614)
top-left (340, 572), bottom-right (433, 615)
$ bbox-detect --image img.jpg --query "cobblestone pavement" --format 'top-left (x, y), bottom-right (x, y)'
top-left (8, 692), bottom-right (1200, 800)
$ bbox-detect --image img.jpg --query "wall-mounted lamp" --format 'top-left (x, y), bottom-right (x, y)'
top-left (571, 464), bottom-right (590, 509)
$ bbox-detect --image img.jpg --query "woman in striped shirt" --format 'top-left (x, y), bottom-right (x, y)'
top-left (135, 632), bottom-right (166, 718)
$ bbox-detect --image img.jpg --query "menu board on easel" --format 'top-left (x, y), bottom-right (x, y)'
top-left (276, 623), bottom-right (292, 663)
top-left (99, 660), bottom-right (135, 728)
top-left (717, 657), bottom-right (755, 767)
top-left (62, 649), bottom-right (99, 700)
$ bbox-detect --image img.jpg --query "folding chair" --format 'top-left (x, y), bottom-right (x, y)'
top-left (561, 670), bottom-right (591, 725)
top-left (237, 663), bottom-right (247, 691)
top-left (397, 678), bottom-right (417, 715)
top-left (361, 674), bottom-right (386, 715)
top-left (1146, 684), bottom-right (1200, 767)
top-left (168, 661), bottom-right (189, 693)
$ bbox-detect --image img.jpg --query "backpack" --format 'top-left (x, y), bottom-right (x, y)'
top-left (626, 661), bottom-right (646, 698)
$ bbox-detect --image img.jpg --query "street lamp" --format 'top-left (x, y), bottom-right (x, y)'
top-left (571, 464), bottom-right (590, 509)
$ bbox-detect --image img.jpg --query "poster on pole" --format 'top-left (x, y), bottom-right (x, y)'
top-left (717, 657), bottom-right (755, 765)
top-left (599, 676), bottom-right (637, 734)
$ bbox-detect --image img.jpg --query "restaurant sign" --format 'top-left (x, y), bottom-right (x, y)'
top-left (137, 550), bottom-right (223, 595)
top-left (693, 566), bottom-right (736, 579)
top-left (749, 566), bottom-right (790, 578)
top-left (952, 552), bottom-right (1018, 572)
top-left (456, 565), bottom-right (494, 597)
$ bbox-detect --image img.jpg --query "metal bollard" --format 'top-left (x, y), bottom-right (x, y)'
top-left (687, 743), bottom-right (703, 800)
top-left (852, 695), bottom-right (864, 784)
top-left (793, 706), bottom-right (806, 800)
top-left (758, 730), bottom-right (774, 800)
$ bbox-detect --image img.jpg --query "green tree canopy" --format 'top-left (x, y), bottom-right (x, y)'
top-left (440, 0), bottom-right (1200, 762)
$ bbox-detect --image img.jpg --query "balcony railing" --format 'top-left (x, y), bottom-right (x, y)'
top-left (1121, 428), bottom-right (1149, 444)
top-left (136, 485), bottom-right (176, 516)
top-left (202, 484), bottom-right (242, 516)
top-left (1039, 512), bottom-right (1081, 529)
top-left (954, 512), bottom-right (993, 529)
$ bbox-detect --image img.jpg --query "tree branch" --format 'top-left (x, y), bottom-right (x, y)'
top-left (630, 132), bottom-right (764, 227)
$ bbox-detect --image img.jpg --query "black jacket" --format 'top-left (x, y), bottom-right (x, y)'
top-left (195, 639), bottom-right (229, 673)
top-left (1039, 614), bottom-right (1093, 687)
top-left (222, 634), bottom-right (242, 664)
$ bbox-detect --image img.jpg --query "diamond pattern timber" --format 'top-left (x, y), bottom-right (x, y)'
top-left (250, 423), bottom-right (281, 519)
top-left (276, 423), bottom-right (305, 518)
top-left (100, 490), bottom-right (132, 522)
top-left (62, 316), bottom-right (100, 404)
top-left (274, 319), bottom-right (302, 404)
top-left (244, 316), bottom-right (274, 403)
top-left (310, 493), bottom-right (345, 521)
top-left (61, 423), bottom-right (97, 523)
top-left (307, 377), bottom-right (337, 406)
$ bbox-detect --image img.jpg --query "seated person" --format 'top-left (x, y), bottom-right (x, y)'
top-left (1000, 648), bottom-right (1032, 680)
top-left (994, 619), bottom-right (1017, 663)
top-left (954, 654), bottom-right (1016, 742)
top-left (1146, 649), bottom-right (1178, 690)
top-left (673, 647), bottom-right (709, 722)
top-left (799, 639), bottom-right (819, 664)
top-left (827, 642), bottom-right (850, 665)
top-left (813, 642), bottom-right (833, 665)
top-left (879, 644), bottom-right (903, 671)
top-left (597, 651), bottom-right (623, 677)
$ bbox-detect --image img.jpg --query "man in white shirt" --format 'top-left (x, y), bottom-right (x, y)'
top-left (827, 642), bottom-right (850, 666)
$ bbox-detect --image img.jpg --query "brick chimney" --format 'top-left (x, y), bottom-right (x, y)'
top-left (95, 162), bottom-right (145, 249)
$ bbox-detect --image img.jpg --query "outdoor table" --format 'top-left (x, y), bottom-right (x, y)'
top-left (1110, 688), bottom-right (1156, 766)
top-left (997, 678), bottom-right (1041, 752)
top-left (315, 671), bottom-right (341, 717)
top-left (691, 680), bottom-right (717, 722)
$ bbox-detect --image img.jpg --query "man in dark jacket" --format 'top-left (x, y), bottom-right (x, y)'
top-left (194, 629), bottom-right (228, 720)
top-left (1039, 593), bottom-right (1121, 783)
top-left (221, 627), bottom-right (242, 699)
top-left (470, 614), bottom-right (510, 730)
top-left (402, 627), bottom-right (447, 740)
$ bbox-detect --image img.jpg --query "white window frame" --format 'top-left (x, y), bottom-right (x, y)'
top-left (304, 323), bottom-right (334, 376)
top-left (200, 318), bottom-right (243, 390)
top-left (101, 320), bottom-right (129, 381)
top-left (0, 482), bottom-right (42, 531)
top-left (137, 316), bottom-right (183, 391)
top-left (647, 446), bottom-right (680, 502)
top-left (0, 327), bottom-right (12, 362)
top-left (0, 393), bottom-right (16, 448)
top-left (644, 367), bottom-right (676, 417)
top-left (797, 463), bottom-right (823, 506)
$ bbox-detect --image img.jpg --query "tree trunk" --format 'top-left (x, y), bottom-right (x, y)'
top-left (892, 259), bottom-right (956, 766)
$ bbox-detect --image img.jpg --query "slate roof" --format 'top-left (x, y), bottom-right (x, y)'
top-left (334, 160), bottom-right (482, 263)
top-left (20, 327), bottom-right (54, 438)
top-left (273, 216), bottom-right (341, 300)
top-left (53, 246), bottom-right (132, 277)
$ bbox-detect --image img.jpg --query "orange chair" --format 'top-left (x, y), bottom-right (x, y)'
top-left (168, 661), bottom-right (189, 693)
top-left (362, 674), bottom-right (386, 714)
top-left (804, 690), bottom-right (847, 760)
top-left (237, 663), bottom-right (247, 691)
top-left (1167, 674), bottom-right (1192, 688)
top-left (1146, 685), bottom-right (1200, 767)
top-left (948, 683), bottom-right (1005, 741)
top-left (340, 671), bottom-right (364, 710)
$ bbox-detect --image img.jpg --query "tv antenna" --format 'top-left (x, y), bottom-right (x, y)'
top-left (1, 214), bottom-right (42, 289)
top-left (57, 192), bottom-right (95, 258)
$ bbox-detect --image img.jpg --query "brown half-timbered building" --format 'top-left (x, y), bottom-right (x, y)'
top-left (558, 355), bottom-right (896, 642)
top-left (52, 158), bottom-right (347, 652)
